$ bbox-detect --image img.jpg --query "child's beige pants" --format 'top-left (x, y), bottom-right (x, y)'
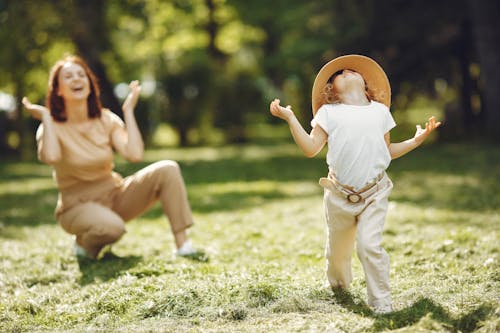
top-left (320, 172), bottom-right (393, 309)
top-left (56, 160), bottom-right (194, 254)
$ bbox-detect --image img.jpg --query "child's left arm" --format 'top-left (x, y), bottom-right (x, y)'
top-left (386, 116), bottom-right (441, 159)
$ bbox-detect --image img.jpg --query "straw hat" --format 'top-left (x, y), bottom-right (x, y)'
top-left (311, 54), bottom-right (391, 115)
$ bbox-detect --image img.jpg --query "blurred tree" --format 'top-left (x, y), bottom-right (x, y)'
top-left (231, 0), bottom-right (499, 143)
top-left (213, 70), bottom-right (262, 143)
top-left (204, 0), bottom-right (226, 61)
top-left (51, 0), bottom-right (121, 115)
top-left (2, 0), bottom-right (498, 156)
top-left (158, 51), bottom-right (213, 146)
top-left (468, 0), bottom-right (500, 143)
top-left (326, 0), bottom-right (474, 138)
top-left (0, 0), bottom-right (125, 158)
top-left (308, 0), bottom-right (500, 143)
top-left (229, 0), bottom-right (330, 123)
top-left (0, 1), bottom-right (56, 158)
top-left (141, 0), bottom-right (219, 145)
top-left (114, 0), bottom-right (266, 145)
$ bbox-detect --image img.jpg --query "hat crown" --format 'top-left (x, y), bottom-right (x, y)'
top-left (311, 54), bottom-right (391, 115)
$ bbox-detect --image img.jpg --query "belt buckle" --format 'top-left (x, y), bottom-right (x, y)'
top-left (347, 193), bottom-right (362, 203)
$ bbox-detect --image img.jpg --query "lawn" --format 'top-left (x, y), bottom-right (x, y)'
top-left (0, 141), bottom-right (498, 332)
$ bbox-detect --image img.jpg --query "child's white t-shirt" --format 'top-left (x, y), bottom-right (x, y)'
top-left (311, 101), bottom-right (396, 191)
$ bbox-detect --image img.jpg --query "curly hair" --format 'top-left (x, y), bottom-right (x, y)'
top-left (45, 55), bottom-right (102, 122)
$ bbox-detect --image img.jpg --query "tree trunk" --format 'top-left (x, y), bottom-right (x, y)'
top-left (468, 0), bottom-right (500, 142)
top-left (55, 0), bottom-right (122, 117)
top-left (178, 125), bottom-right (188, 147)
top-left (13, 81), bottom-right (26, 159)
top-left (0, 113), bottom-right (7, 154)
top-left (204, 0), bottom-right (225, 61)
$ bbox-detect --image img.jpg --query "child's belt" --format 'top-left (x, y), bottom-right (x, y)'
top-left (319, 172), bottom-right (385, 203)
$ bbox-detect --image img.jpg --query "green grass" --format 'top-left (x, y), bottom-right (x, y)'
top-left (0, 141), bottom-right (498, 332)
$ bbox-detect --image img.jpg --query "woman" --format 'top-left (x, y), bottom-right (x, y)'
top-left (269, 54), bottom-right (440, 314)
top-left (23, 55), bottom-right (200, 260)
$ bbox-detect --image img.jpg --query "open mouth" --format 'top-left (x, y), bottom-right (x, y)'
top-left (71, 87), bottom-right (84, 93)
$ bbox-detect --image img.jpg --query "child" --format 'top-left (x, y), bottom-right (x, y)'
top-left (269, 54), bottom-right (441, 314)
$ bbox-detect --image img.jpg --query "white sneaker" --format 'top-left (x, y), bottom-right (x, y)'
top-left (176, 239), bottom-right (196, 256)
top-left (176, 240), bottom-right (209, 262)
top-left (73, 242), bottom-right (91, 258)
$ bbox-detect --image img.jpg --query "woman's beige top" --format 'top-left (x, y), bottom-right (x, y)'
top-left (36, 109), bottom-right (125, 190)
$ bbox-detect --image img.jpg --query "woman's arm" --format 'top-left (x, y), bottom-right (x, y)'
top-left (387, 116), bottom-right (441, 159)
top-left (111, 81), bottom-right (144, 162)
top-left (269, 99), bottom-right (327, 157)
top-left (22, 97), bottom-right (62, 164)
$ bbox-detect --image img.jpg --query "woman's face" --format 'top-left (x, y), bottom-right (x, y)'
top-left (57, 62), bottom-right (91, 101)
top-left (332, 69), bottom-right (366, 93)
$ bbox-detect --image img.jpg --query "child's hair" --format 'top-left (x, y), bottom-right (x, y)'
top-left (319, 70), bottom-right (384, 107)
top-left (320, 82), bottom-right (342, 105)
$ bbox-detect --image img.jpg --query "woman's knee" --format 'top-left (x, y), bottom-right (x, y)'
top-left (163, 159), bottom-right (180, 170)
top-left (87, 220), bottom-right (126, 243)
top-left (156, 160), bottom-right (182, 180)
top-left (70, 202), bottom-right (125, 243)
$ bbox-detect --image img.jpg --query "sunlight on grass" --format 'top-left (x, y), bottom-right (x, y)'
top-left (0, 142), bottom-right (498, 332)
top-left (142, 142), bottom-right (302, 163)
top-left (0, 178), bottom-right (54, 194)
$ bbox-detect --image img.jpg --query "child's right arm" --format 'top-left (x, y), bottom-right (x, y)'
top-left (270, 98), bottom-right (327, 157)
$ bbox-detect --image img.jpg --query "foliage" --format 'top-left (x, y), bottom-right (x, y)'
top-left (1, 0), bottom-right (500, 157)
top-left (0, 141), bottom-right (498, 332)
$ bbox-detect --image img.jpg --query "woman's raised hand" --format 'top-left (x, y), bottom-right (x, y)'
top-left (122, 80), bottom-right (141, 113)
top-left (22, 97), bottom-right (50, 121)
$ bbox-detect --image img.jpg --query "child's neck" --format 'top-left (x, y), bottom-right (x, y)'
top-left (339, 90), bottom-right (370, 106)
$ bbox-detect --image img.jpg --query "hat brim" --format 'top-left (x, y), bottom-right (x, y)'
top-left (311, 54), bottom-right (391, 115)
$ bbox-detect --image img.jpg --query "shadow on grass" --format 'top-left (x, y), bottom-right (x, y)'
top-left (332, 289), bottom-right (493, 332)
top-left (116, 155), bottom-right (327, 185)
top-left (389, 180), bottom-right (499, 215)
top-left (373, 298), bottom-right (493, 333)
top-left (77, 252), bottom-right (142, 286)
top-left (0, 188), bottom-right (57, 228)
top-left (141, 189), bottom-right (317, 218)
top-left (2, 143), bottom-right (498, 229)
top-left (0, 161), bottom-right (52, 180)
top-left (388, 145), bottom-right (499, 213)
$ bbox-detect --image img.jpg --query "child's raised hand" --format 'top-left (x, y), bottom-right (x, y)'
top-left (269, 98), bottom-right (294, 121)
top-left (414, 116), bottom-right (442, 144)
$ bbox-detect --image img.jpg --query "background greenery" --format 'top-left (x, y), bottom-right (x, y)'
top-left (1, 1), bottom-right (499, 332)
top-left (1, 0), bottom-right (500, 158)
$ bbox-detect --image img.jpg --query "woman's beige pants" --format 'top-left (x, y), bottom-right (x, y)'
top-left (320, 172), bottom-right (393, 309)
top-left (57, 160), bottom-right (194, 255)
